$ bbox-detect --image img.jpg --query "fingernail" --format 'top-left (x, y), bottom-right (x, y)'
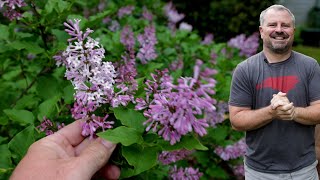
top-left (101, 139), bottom-right (116, 149)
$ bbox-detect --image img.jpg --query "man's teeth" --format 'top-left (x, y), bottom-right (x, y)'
top-left (274, 37), bottom-right (285, 40)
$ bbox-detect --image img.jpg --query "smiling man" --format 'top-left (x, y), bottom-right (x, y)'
top-left (229, 4), bottom-right (320, 180)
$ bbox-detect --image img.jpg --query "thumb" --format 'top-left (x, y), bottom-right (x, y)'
top-left (77, 138), bottom-right (116, 179)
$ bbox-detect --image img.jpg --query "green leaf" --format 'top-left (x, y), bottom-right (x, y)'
top-left (8, 126), bottom-right (35, 161)
top-left (0, 145), bottom-right (12, 166)
top-left (36, 76), bottom-right (62, 99)
top-left (56, 0), bottom-right (70, 13)
top-left (1, 69), bottom-right (21, 81)
top-left (45, 0), bottom-right (55, 14)
top-left (8, 41), bottom-right (44, 54)
top-left (14, 95), bottom-right (41, 110)
top-left (160, 135), bottom-right (208, 151)
top-left (112, 107), bottom-right (146, 133)
top-left (206, 165), bottom-right (229, 179)
top-left (37, 96), bottom-right (60, 121)
top-left (63, 83), bottom-right (75, 104)
top-left (0, 116), bottom-right (8, 126)
top-left (51, 29), bottom-right (69, 42)
top-left (89, 10), bottom-right (111, 21)
top-left (0, 144), bottom-right (13, 174)
top-left (0, 136), bottom-right (8, 144)
top-left (98, 126), bottom-right (143, 146)
top-left (3, 109), bottom-right (34, 125)
top-left (25, 43), bottom-right (44, 54)
top-left (207, 126), bottom-right (228, 143)
top-left (0, 25), bottom-right (9, 40)
top-left (163, 48), bottom-right (176, 56)
top-left (121, 144), bottom-right (159, 178)
top-left (0, 44), bottom-right (10, 53)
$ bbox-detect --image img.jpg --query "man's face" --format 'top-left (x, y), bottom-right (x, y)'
top-left (259, 9), bottom-right (295, 54)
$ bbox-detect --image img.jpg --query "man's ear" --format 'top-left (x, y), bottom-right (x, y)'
top-left (259, 26), bottom-right (263, 39)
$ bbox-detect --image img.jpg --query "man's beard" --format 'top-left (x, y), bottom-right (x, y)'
top-left (266, 32), bottom-right (293, 54)
top-left (267, 42), bottom-right (291, 54)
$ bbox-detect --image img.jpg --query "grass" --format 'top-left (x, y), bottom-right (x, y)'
top-left (293, 45), bottom-right (320, 62)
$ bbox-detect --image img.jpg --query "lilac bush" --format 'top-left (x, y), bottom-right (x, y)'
top-left (0, 0), bottom-right (260, 179)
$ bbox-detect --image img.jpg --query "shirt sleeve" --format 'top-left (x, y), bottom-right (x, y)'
top-left (308, 61), bottom-right (320, 102)
top-left (229, 63), bottom-right (253, 107)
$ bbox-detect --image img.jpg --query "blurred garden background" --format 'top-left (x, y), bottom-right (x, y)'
top-left (0, 0), bottom-right (319, 179)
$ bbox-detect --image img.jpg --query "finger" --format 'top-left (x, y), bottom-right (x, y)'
top-left (74, 137), bottom-right (95, 156)
top-left (99, 164), bottom-right (121, 180)
top-left (54, 120), bottom-right (85, 146)
top-left (277, 92), bottom-right (286, 96)
top-left (77, 138), bottom-right (117, 179)
top-left (272, 101), bottom-right (288, 109)
top-left (281, 102), bottom-right (294, 111)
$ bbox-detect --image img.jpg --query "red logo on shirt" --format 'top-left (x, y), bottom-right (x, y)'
top-left (256, 76), bottom-right (299, 93)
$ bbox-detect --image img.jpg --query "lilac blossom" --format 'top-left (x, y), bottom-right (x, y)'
top-left (164, 2), bottom-right (185, 24)
top-left (214, 138), bottom-right (246, 161)
top-left (53, 19), bottom-right (116, 138)
top-left (109, 20), bottom-right (120, 32)
top-left (228, 32), bottom-right (260, 58)
top-left (111, 25), bottom-right (138, 108)
top-left (233, 164), bottom-right (245, 177)
top-left (201, 33), bottom-right (214, 45)
top-left (120, 26), bottom-right (135, 49)
top-left (169, 59), bottom-right (183, 71)
top-left (136, 60), bottom-right (217, 145)
top-left (179, 22), bottom-right (192, 32)
top-left (207, 101), bottom-right (228, 127)
top-left (0, 0), bottom-right (26, 20)
top-left (137, 25), bottom-right (158, 64)
top-left (159, 149), bottom-right (193, 165)
top-left (81, 114), bottom-right (114, 138)
top-left (142, 7), bottom-right (153, 21)
top-left (37, 117), bottom-right (65, 136)
top-left (210, 51), bottom-right (218, 64)
top-left (117, 5), bottom-right (134, 18)
top-left (169, 166), bottom-right (203, 180)
top-left (27, 53), bottom-right (36, 60)
top-left (102, 16), bottom-right (111, 24)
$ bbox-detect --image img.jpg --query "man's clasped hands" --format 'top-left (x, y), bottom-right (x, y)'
top-left (271, 92), bottom-right (296, 120)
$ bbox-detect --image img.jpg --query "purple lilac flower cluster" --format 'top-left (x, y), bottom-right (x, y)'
top-left (53, 19), bottom-right (116, 138)
top-left (158, 149), bottom-right (193, 165)
top-left (227, 32), bottom-right (260, 58)
top-left (137, 25), bottom-right (158, 64)
top-left (214, 138), bottom-right (246, 161)
top-left (136, 60), bottom-right (217, 145)
top-left (111, 25), bottom-right (138, 107)
top-left (207, 101), bottom-right (228, 127)
top-left (169, 59), bottom-right (183, 71)
top-left (169, 165), bottom-right (203, 180)
top-left (0, 0), bottom-right (26, 20)
top-left (164, 2), bottom-right (186, 30)
top-left (201, 33), bottom-right (214, 45)
top-left (233, 164), bottom-right (245, 177)
top-left (117, 5), bottom-right (135, 18)
top-left (37, 117), bottom-right (65, 136)
top-left (142, 7), bottom-right (153, 21)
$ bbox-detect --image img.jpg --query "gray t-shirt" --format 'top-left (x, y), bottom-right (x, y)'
top-left (229, 51), bottom-right (320, 173)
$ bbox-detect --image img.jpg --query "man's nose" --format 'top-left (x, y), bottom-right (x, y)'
top-left (275, 25), bottom-right (282, 32)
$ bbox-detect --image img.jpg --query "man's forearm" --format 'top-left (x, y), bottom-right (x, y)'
top-left (230, 105), bottom-right (274, 131)
top-left (294, 105), bottom-right (320, 125)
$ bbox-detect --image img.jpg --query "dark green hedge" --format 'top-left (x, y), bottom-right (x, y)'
top-left (171, 0), bottom-right (276, 42)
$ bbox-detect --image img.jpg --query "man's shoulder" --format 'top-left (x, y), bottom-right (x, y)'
top-left (293, 51), bottom-right (318, 64)
top-left (238, 52), bottom-right (263, 68)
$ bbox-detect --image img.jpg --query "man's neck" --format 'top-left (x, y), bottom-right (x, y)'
top-left (263, 49), bottom-right (292, 63)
